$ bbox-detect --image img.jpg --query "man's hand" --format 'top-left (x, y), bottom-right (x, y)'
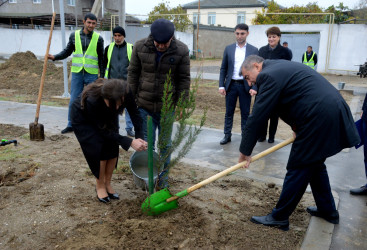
top-left (131, 138), bottom-right (148, 151)
top-left (47, 54), bottom-right (55, 60)
top-left (249, 89), bottom-right (257, 96)
top-left (219, 88), bottom-right (226, 96)
top-left (238, 153), bottom-right (252, 168)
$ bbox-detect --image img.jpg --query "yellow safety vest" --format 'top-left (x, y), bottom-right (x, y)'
top-left (104, 42), bottom-right (133, 79)
top-left (303, 52), bottom-right (315, 69)
top-left (71, 30), bottom-right (100, 74)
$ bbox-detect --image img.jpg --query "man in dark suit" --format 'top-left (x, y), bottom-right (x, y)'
top-left (239, 55), bottom-right (360, 231)
top-left (218, 23), bottom-right (259, 145)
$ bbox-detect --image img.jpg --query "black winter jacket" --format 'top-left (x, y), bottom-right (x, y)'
top-left (127, 35), bottom-right (190, 113)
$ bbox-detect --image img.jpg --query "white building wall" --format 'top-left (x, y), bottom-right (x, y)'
top-left (0, 24), bottom-right (365, 75)
top-left (186, 8), bottom-right (262, 27)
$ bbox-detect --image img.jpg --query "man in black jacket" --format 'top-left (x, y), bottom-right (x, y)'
top-left (48, 13), bottom-right (104, 134)
top-left (239, 55), bottom-right (360, 231)
top-left (103, 26), bottom-right (135, 137)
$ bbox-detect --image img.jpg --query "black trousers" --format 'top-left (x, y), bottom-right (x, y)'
top-left (271, 160), bottom-right (337, 220)
top-left (259, 112), bottom-right (279, 140)
top-left (224, 81), bottom-right (251, 135)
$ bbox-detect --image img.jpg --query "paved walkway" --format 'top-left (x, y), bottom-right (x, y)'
top-left (1, 89), bottom-right (367, 249)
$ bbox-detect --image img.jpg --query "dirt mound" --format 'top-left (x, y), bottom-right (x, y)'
top-left (0, 51), bottom-right (65, 97)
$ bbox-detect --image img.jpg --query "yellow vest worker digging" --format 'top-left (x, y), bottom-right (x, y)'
top-left (104, 42), bottom-right (133, 79)
top-left (71, 31), bottom-right (100, 74)
top-left (303, 52), bottom-right (315, 69)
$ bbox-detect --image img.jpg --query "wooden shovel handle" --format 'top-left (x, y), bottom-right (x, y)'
top-left (34, 12), bottom-right (56, 124)
top-left (166, 137), bottom-right (295, 203)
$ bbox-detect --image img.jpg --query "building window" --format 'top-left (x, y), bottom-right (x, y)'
top-left (9, 0), bottom-right (17, 3)
top-left (193, 13), bottom-right (200, 24)
top-left (67, 0), bottom-right (75, 6)
top-left (208, 13), bottom-right (216, 25)
top-left (237, 12), bottom-right (246, 24)
top-left (12, 24), bottom-right (19, 29)
top-left (33, 0), bottom-right (41, 3)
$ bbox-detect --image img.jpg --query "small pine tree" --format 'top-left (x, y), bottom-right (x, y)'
top-left (156, 71), bottom-right (207, 185)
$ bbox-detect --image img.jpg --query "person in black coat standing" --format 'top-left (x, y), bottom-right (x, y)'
top-left (239, 55), bottom-right (360, 230)
top-left (350, 93), bottom-right (367, 195)
top-left (258, 26), bottom-right (292, 143)
top-left (71, 79), bottom-right (147, 203)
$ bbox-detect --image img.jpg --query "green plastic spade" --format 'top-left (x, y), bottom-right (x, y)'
top-left (141, 137), bottom-right (295, 216)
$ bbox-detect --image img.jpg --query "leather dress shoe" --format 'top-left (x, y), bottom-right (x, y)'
top-left (61, 127), bottom-right (73, 134)
top-left (107, 192), bottom-right (120, 200)
top-left (220, 134), bottom-right (231, 145)
top-left (350, 185), bottom-right (367, 195)
top-left (306, 206), bottom-right (339, 224)
top-left (257, 137), bottom-right (266, 142)
top-left (250, 214), bottom-right (289, 231)
top-left (268, 138), bottom-right (274, 143)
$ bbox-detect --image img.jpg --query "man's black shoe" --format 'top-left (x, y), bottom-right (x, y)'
top-left (306, 206), bottom-right (339, 224)
top-left (268, 138), bottom-right (275, 143)
top-left (250, 214), bottom-right (289, 231)
top-left (257, 137), bottom-right (266, 142)
top-left (61, 127), bottom-right (73, 134)
top-left (350, 185), bottom-right (367, 195)
top-left (220, 134), bottom-right (231, 145)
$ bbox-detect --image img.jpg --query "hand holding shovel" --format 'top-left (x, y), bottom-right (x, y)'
top-left (142, 137), bottom-right (295, 216)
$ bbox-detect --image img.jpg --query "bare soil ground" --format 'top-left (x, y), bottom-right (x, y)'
top-left (0, 52), bottom-right (362, 249)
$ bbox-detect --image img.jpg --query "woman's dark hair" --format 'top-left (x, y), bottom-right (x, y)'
top-left (266, 26), bottom-right (281, 37)
top-left (81, 78), bottom-right (128, 115)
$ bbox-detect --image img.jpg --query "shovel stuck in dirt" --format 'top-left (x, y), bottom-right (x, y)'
top-left (141, 137), bottom-right (295, 216)
top-left (29, 12), bottom-right (56, 141)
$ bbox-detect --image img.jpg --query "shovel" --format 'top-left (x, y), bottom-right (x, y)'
top-left (141, 137), bottom-right (295, 216)
top-left (29, 12), bottom-right (56, 141)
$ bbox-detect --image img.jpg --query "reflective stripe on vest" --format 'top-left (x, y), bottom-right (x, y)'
top-left (104, 42), bottom-right (133, 79)
top-left (303, 52), bottom-right (315, 69)
top-left (71, 30), bottom-right (100, 74)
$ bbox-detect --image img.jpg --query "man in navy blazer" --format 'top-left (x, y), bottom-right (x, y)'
top-left (219, 23), bottom-right (259, 145)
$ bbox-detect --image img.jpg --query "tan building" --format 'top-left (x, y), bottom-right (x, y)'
top-left (183, 0), bottom-right (270, 28)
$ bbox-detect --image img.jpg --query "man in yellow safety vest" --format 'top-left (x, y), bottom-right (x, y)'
top-left (302, 46), bottom-right (318, 69)
top-left (103, 26), bottom-right (135, 137)
top-left (48, 13), bottom-right (104, 134)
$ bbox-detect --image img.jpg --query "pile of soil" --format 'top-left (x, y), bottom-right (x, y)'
top-left (0, 124), bottom-right (313, 249)
top-left (0, 51), bottom-right (65, 98)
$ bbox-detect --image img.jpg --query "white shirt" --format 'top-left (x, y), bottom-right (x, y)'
top-left (232, 43), bottom-right (247, 80)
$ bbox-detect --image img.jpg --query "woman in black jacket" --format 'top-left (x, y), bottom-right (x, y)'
top-left (258, 26), bottom-right (292, 143)
top-left (70, 79), bottom-right (147, 203)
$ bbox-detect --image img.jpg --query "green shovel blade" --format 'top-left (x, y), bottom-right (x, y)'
top-left (141, 188), bottom-right (179, 216)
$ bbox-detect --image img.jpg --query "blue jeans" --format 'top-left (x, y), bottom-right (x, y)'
top-left (139, 108), bottom-right (172, 187)
top-left (125, 109), bottom-right (133, 132)
top-left (67, 71), bottom-right (98, 127)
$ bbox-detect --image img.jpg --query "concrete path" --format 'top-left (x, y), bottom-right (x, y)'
top-left (1, 95), bottom-right (367, 249)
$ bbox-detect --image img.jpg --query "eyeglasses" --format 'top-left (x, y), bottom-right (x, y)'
top-left (235, 32), bottom-right (246, 35)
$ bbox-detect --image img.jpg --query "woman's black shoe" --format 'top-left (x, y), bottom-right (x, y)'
top-left (97, 196), bottom-right (110, 203)
top-left (107, 192), bottom-right (120, 200)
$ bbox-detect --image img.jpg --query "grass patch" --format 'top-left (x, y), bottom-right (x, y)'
top-left (114, 160), bottom-right (131, 174)
top-left (0, 147), bottom-right (22, 161)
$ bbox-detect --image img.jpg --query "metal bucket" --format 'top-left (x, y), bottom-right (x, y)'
top-left (129, 151), bottom-right (159, 191)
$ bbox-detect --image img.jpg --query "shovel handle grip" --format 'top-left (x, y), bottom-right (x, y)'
top-left (167, 137), bottom-right (295, 202)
